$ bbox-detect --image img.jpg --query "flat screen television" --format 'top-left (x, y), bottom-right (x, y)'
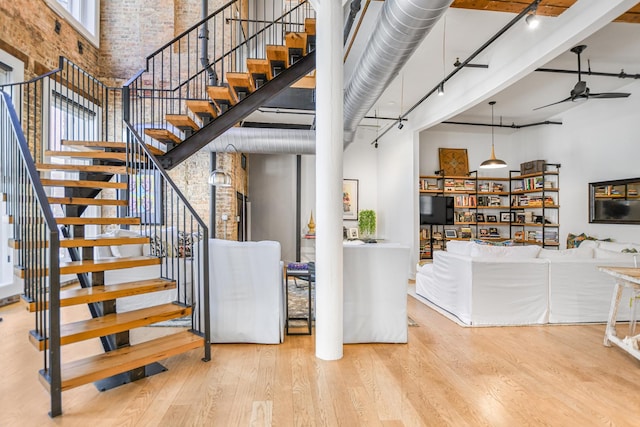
top-left (420, 195), bottom-right (454, 225)
top-left (592, 199), bottom-right (640, 224)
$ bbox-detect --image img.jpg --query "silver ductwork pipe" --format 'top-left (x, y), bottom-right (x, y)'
top-left (206, 127), bottom-right (316, 154)
top-left (343, 0), bottom-right (453, 146)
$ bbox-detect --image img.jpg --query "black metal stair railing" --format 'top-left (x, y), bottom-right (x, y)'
top-left (123, 0), bottom-right (315, 159)
top-left (0, 57), bottom-right (211, 415)
top-left (0, 90), bottom-right (63, 417)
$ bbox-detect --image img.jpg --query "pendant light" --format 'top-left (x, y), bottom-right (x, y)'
top-left (208, 144), bottom-right (236, 187)
top-left (479, 101), bottom-right (507, 169)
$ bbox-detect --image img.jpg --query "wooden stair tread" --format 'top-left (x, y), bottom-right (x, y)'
top-left (291, 71), bottom-right (316, 89)
top-left (55, 217), bottom-right (141, 226)
top-left (48, 197), bottom-right (127, 206)
top-left (45, 150), bottom-right (129, 162)
top-left (206, 86), bottom-right (237, 105)
top-left (36, 163), bottom-right (127, 174)
top-left (266, 45), bottom-right (289, 67)
top-left (246, 58), bottom-right (273, 82)
top-left (226, 72), bottom-right (256, 97)
top-left (166, 114), bottom-right (200, 132)
top-left (185, 100), bottom-right (218, 119)
top-left (61, 140), bottom-right (164, 156)
top-left (26, 278), bottom-right (176, 312)
top-left (144, 128), bottom-right (181, 145)
top-left (285, 32), bottom-right (308, 54)
top-left (30, 303), bottom-right (193, 351)
top-left (60, 236), bottom-right (149, 248)
top-left (305, 18), bottom-right (316, 36)
top-left (59, 256), bottom-right (161, 275)
top-left (40, 178), bottom-right (128, 190)
top-left (40, 331), bottom-right (203, 392)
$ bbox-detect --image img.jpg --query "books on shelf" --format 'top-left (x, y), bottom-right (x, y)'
top-left (478, 182), bottom-right (504, 192)
top-left (444, 178), bottom-right (476, 192)
top-left (455, 195), bottom-right (476, 207)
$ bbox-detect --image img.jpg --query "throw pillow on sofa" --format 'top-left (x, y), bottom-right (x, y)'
top-left (472, 239), bottom-right (514, 246)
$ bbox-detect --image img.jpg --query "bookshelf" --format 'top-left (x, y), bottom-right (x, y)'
top-left (418, 163), bottom-right (561, 259)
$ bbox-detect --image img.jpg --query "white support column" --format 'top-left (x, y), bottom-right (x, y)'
top-left (314, 0), bottom-right (344, 360)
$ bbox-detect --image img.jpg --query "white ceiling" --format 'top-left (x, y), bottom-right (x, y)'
top-left (349, 3), bottom-right (640, 135)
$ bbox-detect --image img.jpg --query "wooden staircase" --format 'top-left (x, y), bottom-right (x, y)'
top-left (15, 140), bottom-right (204, 394)
top-left (144, 18), bottom-right (317, 168)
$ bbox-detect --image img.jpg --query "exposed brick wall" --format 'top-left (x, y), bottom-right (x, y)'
top-left (0, 0), bottom-right (100, 79)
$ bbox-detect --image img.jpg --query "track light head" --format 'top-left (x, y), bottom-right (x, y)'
top-left (398, 121), bottom-right (404, 130)
top-left (437, 83), bottom-right (445, 96)
top-left (525, 13), bottom-right (539, 28)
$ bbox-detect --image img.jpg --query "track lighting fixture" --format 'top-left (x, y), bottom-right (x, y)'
top-left (397, 118), bottom-right (404, 130)
top-left (437, 83), bottom-right (445, 96)
top-left (525, 3), bottom-right (539, 29)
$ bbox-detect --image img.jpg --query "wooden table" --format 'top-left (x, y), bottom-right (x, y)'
top-left (599, 266), bottom-right (640, 361)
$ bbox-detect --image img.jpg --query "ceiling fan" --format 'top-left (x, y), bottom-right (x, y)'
top-left (534, 45), bottom-right (631, 110)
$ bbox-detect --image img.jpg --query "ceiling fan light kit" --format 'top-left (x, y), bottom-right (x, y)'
top-left (480, 101), bottom-right (507, 170)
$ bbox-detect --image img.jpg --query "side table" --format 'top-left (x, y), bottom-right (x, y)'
top-left (285, 267), bottom-right (313, 335)
top-left (600, 266), bottom-right (640, 361)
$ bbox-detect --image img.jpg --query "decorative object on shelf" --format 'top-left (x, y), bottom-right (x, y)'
top-left (486, 215), bottom-right (497, 222)
top-left (438, 148), bottom-right (469, 176)
top-left (358, 209), bottom-right (376, 238)
top-left (500, 211), bottom-right (515, 222)
top-left (445, 229), bottom-right (457, 239)
top-left (343, 179), bottom-right (359, 220)
top-left (476, 213), bottom-right (485, 222)
top-left (479, 101), bottom-right (507, 169)
top-left (306, 211), bottom-right (316, 236)
top-left (520, 160), bottom-right (546, 175)
top-left (348, 228), bottom-right (359, 239)
top-left (479, 228), bottom-right (489, 237)
top-left (460, 227), bottom-right (473, 238)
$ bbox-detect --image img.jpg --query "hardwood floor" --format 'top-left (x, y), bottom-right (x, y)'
top-left (1, 292), bottom-right (640, 426)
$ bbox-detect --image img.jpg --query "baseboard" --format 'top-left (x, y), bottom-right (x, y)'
top-left (0, 293), bottom-right (20, 308)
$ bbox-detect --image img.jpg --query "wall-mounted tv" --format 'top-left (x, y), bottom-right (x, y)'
top-left (420, 195), bottom-right (454, 225)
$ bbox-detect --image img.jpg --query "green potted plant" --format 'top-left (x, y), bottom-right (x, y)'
top-left (358, 209), bottom-right (376, 238)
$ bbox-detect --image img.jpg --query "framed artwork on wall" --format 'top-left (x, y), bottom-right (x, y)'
top-left (129, 170), bottom-right (163, 224)
top-left (343, 179), bottom-right (359, 220)
top-left (438, 148), bottom-right (469, 176)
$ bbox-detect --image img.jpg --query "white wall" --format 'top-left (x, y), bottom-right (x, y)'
top-left (248, 154), bottom-right (297, 261)
top-left (343, 134), bottom-right (378, 230)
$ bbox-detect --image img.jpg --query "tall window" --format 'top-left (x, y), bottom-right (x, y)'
top-left (46, 0), bottom-right (99, 46)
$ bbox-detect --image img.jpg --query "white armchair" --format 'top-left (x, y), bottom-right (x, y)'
top-left (207, 239), bottom-right (285, 344)
top-left (343, 243), bottom-right (410, 343)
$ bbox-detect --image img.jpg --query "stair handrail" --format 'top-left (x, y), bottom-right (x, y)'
top-left (0, 90), bottom-right (62, 416)
top-left (123, 121), bottom-right (210, 360)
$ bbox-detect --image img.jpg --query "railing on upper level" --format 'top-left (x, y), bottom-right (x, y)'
top-left (123, 0), bottom-right (315, 150)
top-left (0, 90), bottom-right (63, 417)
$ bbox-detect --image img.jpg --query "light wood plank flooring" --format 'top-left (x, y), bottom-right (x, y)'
top-left (1, 292), bottom-right (640, 426)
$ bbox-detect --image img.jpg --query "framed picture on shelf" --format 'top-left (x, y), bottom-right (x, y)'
top-left (476, 213), bottom-right (485, 223)
top-left (514, 231), bottom-right (524, 241)
top-left (433, 231), bottom-right (443, 240)
top-left (487, 215), bottom-right (497, 223)
top-left (500, 211), bottom-right (515, 222)
top-left (460, 227), bottom-right (473, 238)
top-left (343, 179), bottom-right (359, 220)
top-left (348, 228), bottom-right (359, 239)
top-left (516, 213), bottom-right (526, 224)
top-left (444, 229), bottom-right (457, 239)
top-left (489, 227), bottom-right (499, 236)
top-left (479, 228), bottom-right (489, 237)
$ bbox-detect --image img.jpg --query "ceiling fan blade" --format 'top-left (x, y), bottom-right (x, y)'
top-left (589, 92), bottom-right (631, 99)
top-left (533, 96), bottom-right (572, 111)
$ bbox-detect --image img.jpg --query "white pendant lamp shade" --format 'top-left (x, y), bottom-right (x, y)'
top-left (208, 169), bottom-right (232, 187)
top-left (479, 101), bottom-right (507, 169)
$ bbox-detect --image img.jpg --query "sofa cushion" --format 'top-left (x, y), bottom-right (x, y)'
top-left (594, 248), bottom-right (639, 260)
top-left (538, 247), bottom-right (594, 259)
top-left (446, 240), bottom-right (474, 255)
top-left (110, 229), bottom-right (144, 258)
top-left (472, 239), bottom-right (514, 246)
top-left (598, 241), bottom-right (640, 253)
top-left (470, 243), bottom-right (540, 259)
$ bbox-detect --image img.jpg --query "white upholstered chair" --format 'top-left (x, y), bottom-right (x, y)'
top-left (206, 239), bottom-right (285, 344)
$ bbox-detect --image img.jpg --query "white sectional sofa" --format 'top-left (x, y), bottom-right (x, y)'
top-left (416, 240), bottom-right (638, 326)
